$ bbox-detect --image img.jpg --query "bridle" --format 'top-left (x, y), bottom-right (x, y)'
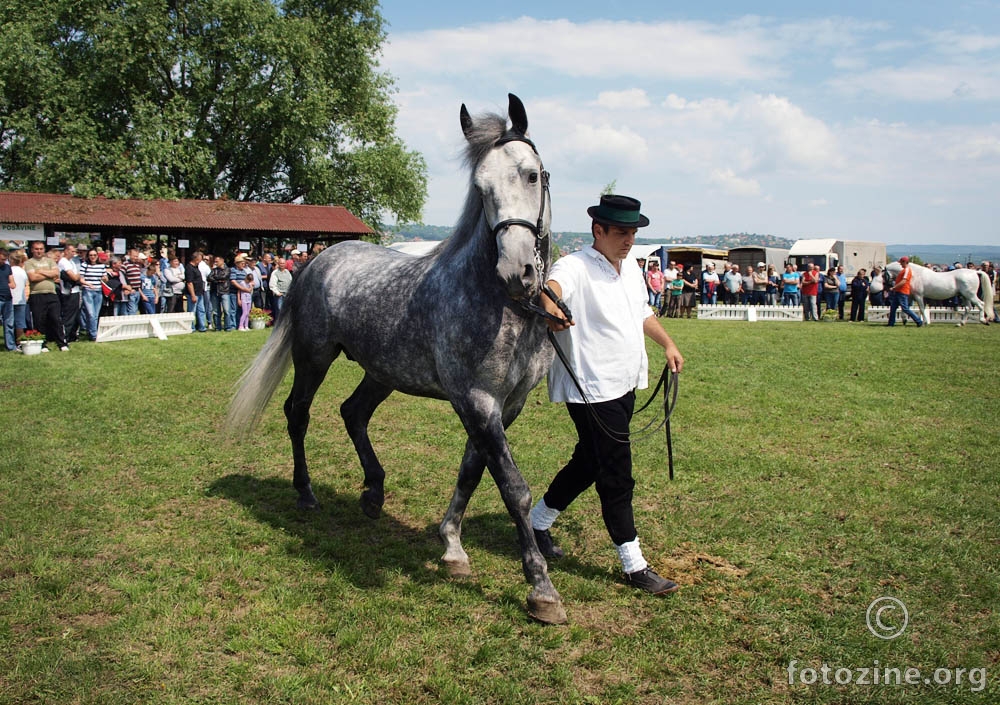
top-left (488, 133), bottom-right (680, 478)
top-left (489, 133), bottom-right (551, 282)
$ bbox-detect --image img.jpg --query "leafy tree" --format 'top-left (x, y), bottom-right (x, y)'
top-left (0, 0), bottom-right (426, 226)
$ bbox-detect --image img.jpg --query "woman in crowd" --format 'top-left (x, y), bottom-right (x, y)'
top-left (822, 267), bottom-right (839, 315)
top-left (79, 248), bottom-right (107, 340)
top-left (237, 271), bottom-right (253, 330)
top-left (163, 256), bottom-right (186, 313)
top-left (850, 268), bottom-right (870, 322)
top-left (103, 257), bottom-right (126, 315)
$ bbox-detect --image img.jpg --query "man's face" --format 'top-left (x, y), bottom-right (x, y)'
top-left (65, 246), bottom-right (77, 259)
top-left (31, 243), bottom-right (45, 258)
top-left (0, 251), bottom-right (7, 266)
top-left (593, 224), bottom-right (637, 262)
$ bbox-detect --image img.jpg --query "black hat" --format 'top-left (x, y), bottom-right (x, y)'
top-left (587, 194), bottom-right (650, 228)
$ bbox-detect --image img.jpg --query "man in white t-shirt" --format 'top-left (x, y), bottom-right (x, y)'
top-left (529, 194), bottom-right (685, 596)
top-left (58, 244), bottom-right (83, 342)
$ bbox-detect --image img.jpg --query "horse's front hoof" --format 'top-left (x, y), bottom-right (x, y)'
top-left (527, 591), bottom-right (567, 625)
top-left (359, 490), bottom-right (383, 519)
top-left (296, 487), bottom-right (319, 510)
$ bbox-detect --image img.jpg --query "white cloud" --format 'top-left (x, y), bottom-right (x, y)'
top-left (595, 89), bottom-right (650, 110)
top-left (378, 12), bottom-right (1000, 242)
top-left (828, 64), bottom-right (1000, 101)
top-left (383, 17), bottom-right (784, 82)
top-left (924, 30), bottom-right (1000, 54)
top-left (709, 168), bottom-right (761, 196)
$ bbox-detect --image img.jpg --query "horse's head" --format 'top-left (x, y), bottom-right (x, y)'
top-left (461, 94), bottom-right (550, 300)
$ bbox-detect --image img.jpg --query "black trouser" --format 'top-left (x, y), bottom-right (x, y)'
top-left (60, 291), bottom-right (81, 342)
top-left (543, 391), bottom-right (637, 546)
top-left (29, 292), bottom-right (66, 347)
top-left (850, 296), bottom-right (866, 321)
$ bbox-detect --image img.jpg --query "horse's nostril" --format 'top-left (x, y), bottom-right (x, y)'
top-left (523, 264), bottom-right (535, 280)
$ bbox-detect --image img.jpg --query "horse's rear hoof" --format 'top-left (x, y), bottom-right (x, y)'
top-left (359, 491), bottom-right (382, 519)
top-left (443, 559), bottom-right (473, 578)
top-left (527, 593), bottom-right (567, 625)
top-left (297, 495), bottom-right (319, 510)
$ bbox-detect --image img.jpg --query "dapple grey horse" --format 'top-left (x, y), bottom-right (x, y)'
top-left (226, 95), bottom-right (566, 623)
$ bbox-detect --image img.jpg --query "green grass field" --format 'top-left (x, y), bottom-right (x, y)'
top-left (1, 319), bottom-right (998, 704)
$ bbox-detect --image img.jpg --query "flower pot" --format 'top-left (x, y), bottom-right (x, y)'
top-left (22, 340), bottom-right (44, 355)
top-left (249, 319), bottom-right (267, 330)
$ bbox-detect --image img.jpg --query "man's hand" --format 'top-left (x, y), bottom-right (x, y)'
top-left (542, 280), bottom-right (572, 332)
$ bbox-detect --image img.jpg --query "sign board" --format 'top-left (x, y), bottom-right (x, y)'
top-left (47, 236), bottom-right (60, 246)
top-left (1, 223), bottom-right (44, 241)
top-left (113, 238), bottom-right (127, 254)
top-left (238, 240), bottom-right (251, 251)
top-left (178, 239), bottom-right (190, 249)
top-left (297, 243), bottom-right (307, 252)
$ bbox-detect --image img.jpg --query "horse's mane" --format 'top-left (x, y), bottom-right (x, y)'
top-left (437, 110), bottom-right (511, 257)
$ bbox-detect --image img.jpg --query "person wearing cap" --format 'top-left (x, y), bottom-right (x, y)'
top-left (752, 262), bottom-right (768, 305)
top-left (529, 194), bottom-right (685, 596)
top-left (227, 254), bottom-right (252, 331)
top-left (887, 256), bottom-right (923, 327)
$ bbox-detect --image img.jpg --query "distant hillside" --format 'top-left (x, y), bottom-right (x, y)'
top-left (385, 224), bottom-right (796, 254)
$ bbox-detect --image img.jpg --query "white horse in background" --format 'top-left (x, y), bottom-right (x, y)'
top-left (884, 262), bottom-right (994, 326)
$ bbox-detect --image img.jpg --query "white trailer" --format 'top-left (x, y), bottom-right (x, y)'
top-left (788, 238), bottom-right (886, 276)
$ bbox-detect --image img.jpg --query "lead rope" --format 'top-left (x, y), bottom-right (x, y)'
top-left (531, 287), bottom-right (680, 479)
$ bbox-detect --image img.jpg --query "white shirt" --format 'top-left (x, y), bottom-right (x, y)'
top-left (664, 266), bottom-right (679, 282)
top-left (10, 266), bottom-right (27, 304)
top-left (58, 257), bottom-right (81, 294)
top-left (546, 246), bottom-right (652, 404)
top-left (198, 259), bottom-right (211, 285)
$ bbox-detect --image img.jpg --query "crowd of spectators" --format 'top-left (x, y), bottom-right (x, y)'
top-left (638, 257), bottom-right (999, 323)
top-left (1, 243), bottom-right (316, 352)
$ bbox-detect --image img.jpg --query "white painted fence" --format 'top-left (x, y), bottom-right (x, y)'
top-left (697, 304), bottom-right (973, 323)
top-left (97, 313), bottom-right (196, 342)
top-left (697, 304), bottom-right (802, 322)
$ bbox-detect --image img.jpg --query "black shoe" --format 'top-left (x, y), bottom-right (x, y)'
top-left (624, 567), bottom-right (679, 595)
top-left (533, 529), bottom-right (564, 559)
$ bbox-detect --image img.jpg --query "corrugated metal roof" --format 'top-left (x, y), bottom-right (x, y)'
top-left (0, 191), bottom-right (371, 235)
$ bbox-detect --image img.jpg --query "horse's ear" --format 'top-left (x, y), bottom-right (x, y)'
top-left (460, 104), bottom-right (474, 140)
top-left (508, 93), bottom-right (528, 135)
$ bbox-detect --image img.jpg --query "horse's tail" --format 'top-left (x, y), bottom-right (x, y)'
top-left (978, 270), bottom-right (995, 322)
top-left (225, 306), bottom-right (295, 437)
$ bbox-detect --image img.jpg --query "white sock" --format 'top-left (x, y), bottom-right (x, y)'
top-left (530, 498), bottom-right (560, 531)
top-left (615, 538), bottom-right (648, 574)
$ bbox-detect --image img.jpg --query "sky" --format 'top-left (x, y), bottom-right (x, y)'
top-left (375, 1), bottom-right (1000, 245)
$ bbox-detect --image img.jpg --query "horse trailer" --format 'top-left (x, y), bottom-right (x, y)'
top-left (788, 238), bottom-right (886, 276)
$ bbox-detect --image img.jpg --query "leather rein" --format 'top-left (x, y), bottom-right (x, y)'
top-left (490, 134), bottom-right (679, 479)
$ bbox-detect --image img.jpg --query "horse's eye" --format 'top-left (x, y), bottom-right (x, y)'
top-left (529, 172), bottom-right (539, 184)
